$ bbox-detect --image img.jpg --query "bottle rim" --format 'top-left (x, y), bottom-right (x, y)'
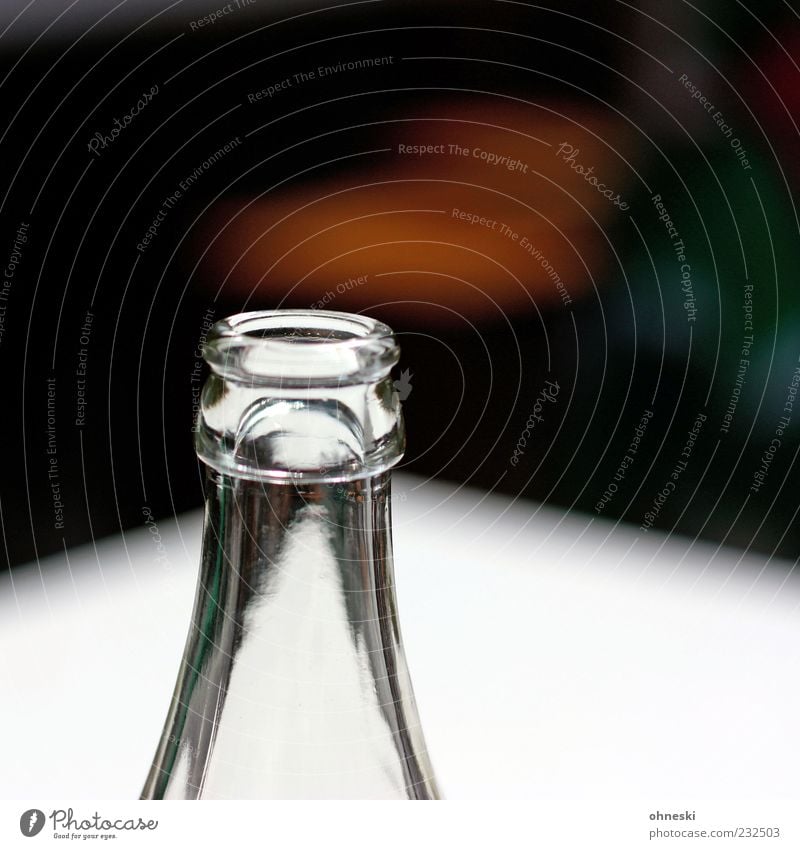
top-left (203, 309), bottom-right (400, 385)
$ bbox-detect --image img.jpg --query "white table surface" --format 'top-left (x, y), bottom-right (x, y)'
top-left (2, 473), bottom-right (799, 800)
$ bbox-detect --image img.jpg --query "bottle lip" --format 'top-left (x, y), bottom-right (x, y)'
top-left (204, 309), bottom-right (400, 385)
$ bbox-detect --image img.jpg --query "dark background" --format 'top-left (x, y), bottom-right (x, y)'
top-left (2, 0), bottom-right (799, 569)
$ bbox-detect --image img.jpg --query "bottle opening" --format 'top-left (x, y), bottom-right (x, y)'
top-left (204, 310), bottom-right (400, 385)
top-left (196, 309), bottom-right (406, 482)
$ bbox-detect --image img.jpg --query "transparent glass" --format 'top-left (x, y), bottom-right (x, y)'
top-left (141, 310), bottom-right (439, 799)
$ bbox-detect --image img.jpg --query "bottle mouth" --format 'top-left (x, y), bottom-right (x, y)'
top-left (204, 310), bottom-right (400, 386)
top-left (196, 310), bottom-right (405, 482)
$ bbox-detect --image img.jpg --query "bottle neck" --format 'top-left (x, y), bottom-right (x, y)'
top-left (143, 466), bottom-right (438, 799)
top-left (143, 310), bottom-right (437, 799)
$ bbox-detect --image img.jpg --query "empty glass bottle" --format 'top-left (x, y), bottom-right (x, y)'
top-left (141, 310), bottom-right (439, 799)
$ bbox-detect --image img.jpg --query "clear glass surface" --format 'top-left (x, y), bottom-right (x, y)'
top-left (141, 310), bottom-right (439, 799)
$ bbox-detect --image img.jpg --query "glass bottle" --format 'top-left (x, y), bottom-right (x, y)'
top-left (141, 310), bottom-right (439, 800)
